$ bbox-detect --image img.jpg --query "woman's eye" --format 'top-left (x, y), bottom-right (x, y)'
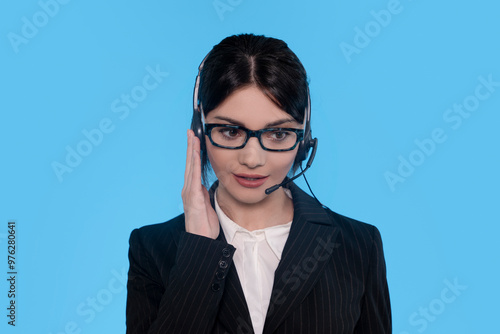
top-left (270, 131), bottom-right (290, 140)
top-left (220, 128), bottom-right (240, 138)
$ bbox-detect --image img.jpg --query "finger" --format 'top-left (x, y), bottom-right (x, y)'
top-left (202, 187), bottom-right (213, 217)
top-left (183, 130), bottom-right (193, 189)
top-left (191, 135), bottom-right (202, 190)
top-left (185, 132), bottom-right (199, 200)
top-left (183, 147), bottom-right (194, 204)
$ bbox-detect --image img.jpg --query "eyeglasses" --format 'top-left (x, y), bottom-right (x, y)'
top-left (204, 123), bottom-right (304, 151)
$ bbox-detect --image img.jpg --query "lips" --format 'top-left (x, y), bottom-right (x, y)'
top-left (233, 173), bottom-right (269, 188)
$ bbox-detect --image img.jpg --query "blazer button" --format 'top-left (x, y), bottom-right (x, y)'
top-left (219, 260), bottom-right (228, 269)
top-left (216, 271), bottom-right (226, 280)
top-left (222, 248), bottom-right (231, 258)
top-left (211, 283), bottom-right (220, 291)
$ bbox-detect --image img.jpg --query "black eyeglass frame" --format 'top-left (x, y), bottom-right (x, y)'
top-left (204, 123), bottom-right (305, 151)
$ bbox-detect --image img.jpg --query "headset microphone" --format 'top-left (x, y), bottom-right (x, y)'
top-left (265, 138), bottom-right (318, 195)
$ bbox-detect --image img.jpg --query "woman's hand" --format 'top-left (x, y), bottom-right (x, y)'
top-left (182, 130), bottom-right (220, 239)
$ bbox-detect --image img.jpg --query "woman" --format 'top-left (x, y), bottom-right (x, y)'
top-left (126, 33), bottom-right (391, 334)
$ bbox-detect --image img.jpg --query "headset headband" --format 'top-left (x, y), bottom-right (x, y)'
top-left (192, 51), bottom-right (313, 163)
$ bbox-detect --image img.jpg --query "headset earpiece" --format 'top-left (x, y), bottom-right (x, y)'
top-left (192, 54), bottom-right (210, 152)
top-left (296, 136), bottom-right (313, 163)
top-left (190, 106), bottom-right (205, 151)
top-left (295, 88), bottom-right (313, 164)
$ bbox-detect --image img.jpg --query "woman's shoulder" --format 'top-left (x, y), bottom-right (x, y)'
top-left (323, 206), bottom-right (384, 245)
top-left (129, 213), bottom-right (187, 247)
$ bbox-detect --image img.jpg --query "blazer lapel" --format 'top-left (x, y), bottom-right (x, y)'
top-left (263, 182), bottom-right (340, 334)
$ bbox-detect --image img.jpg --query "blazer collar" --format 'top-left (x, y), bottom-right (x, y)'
top-left (208, 179), bottom-right (340, 333)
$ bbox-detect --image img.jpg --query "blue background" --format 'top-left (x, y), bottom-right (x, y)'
top-left (1, 0), bottom-right (498, 333)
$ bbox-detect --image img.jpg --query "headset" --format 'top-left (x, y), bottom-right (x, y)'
top-left (191, 51), bottom-right (319, 196)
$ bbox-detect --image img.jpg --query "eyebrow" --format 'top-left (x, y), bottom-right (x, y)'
top-left (212, 116), bottom-right (298, 128)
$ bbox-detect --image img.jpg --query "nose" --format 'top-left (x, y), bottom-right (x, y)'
top-left (238, 137), bottom-right (266, 168)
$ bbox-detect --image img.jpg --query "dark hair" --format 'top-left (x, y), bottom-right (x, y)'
top-left (197, 33), bottom-right (309, 186)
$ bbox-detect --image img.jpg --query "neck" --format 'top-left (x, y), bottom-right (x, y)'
top-left (215, 185), bottom-right (293, 231)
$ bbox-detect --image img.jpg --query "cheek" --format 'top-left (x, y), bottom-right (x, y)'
top-left (282, 151), bottom-right (298, 170)
top-left (269, 150), bottom-right (298, 175)
top-left (206, 145), bottom-right (237, 179)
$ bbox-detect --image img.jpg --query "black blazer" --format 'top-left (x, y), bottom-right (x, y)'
top-left (126, 181), bottom-right (391, 333)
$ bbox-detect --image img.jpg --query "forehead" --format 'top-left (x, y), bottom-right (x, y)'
top-left (205, 86), bottom-right (301, 128)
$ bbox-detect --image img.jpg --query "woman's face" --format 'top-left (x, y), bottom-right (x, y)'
top-left (205, 85), bottom-right (302, 205)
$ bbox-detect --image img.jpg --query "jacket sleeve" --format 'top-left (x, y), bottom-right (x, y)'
top-left (126, 227), bottom-right (236, 334)
top-left (353, 226), bottom-right (392, 334)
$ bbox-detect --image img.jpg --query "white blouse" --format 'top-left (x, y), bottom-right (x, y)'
top-left (214, 190), bottom-right (292, 334)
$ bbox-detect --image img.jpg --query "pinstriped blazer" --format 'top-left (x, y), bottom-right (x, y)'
top-left (126, 181), bottom-right (391, 333)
